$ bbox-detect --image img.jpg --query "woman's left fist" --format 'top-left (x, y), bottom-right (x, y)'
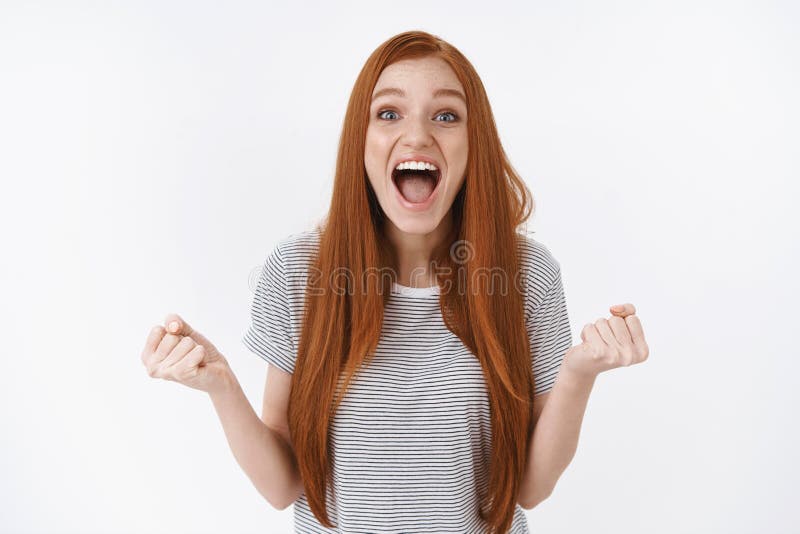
top-left (563, 303), bottom-right (649, 379)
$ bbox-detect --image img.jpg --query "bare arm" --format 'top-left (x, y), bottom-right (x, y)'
top-left (518, 304), bottom-right (649, 510)
top-left (208, 367), bottom-right (303, 510)
top-left (141, 314), bottom-right (304, 510)
top-left (518, 361), bottom-right (595, 509)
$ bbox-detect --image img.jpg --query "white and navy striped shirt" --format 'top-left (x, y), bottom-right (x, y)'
top-left (242, 227), bottom-right (573, 533)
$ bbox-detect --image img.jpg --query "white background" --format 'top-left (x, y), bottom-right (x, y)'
top-left (1, 1), bottom-right (797, 533)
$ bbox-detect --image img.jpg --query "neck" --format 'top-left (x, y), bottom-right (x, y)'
top-left (385, 214), bottom-right (453, 287)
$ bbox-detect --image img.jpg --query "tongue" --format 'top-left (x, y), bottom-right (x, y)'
top-left (396, 173), bottom-right (436, 203)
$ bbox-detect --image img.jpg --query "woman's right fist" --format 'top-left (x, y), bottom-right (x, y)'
top-left (141, 313), bottom-right (232, 394)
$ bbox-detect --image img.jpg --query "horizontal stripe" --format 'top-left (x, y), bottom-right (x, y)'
top-left (242, 228), bottom-right (572, 533)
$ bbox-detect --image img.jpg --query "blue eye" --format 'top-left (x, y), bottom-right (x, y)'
top-left (378, 110), bottom-right (399, 120)
top-left (376, 109), bottom-right (460, 123)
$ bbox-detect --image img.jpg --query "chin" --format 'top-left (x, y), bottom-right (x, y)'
top-left (386, 212), bottom-right (442, 235)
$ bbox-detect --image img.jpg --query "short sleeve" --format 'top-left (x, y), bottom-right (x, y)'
top-left (241, 243), bottom-right (297, 375)
top-left (527, 263), bottom-right (573, 396)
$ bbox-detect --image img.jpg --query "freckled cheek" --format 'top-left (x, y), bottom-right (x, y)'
top-left (366, 140), bottom-right (393, 171)
top-left (363, 147), bottom-right (390, 191)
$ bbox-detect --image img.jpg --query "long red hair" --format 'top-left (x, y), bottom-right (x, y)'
top-left (288, 30), bottom-right (537, 533)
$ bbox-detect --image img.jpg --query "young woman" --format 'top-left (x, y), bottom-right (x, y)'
top-left (141, 31), bottom-right (649, 534)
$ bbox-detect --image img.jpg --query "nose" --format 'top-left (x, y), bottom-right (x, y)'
top-left (399, 113), bottom-right (434, 149)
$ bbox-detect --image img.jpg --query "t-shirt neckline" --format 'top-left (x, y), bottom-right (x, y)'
top-left (390, 282), bottom-right (440, 297)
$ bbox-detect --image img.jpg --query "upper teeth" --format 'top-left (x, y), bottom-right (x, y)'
top-left (395, 161), bottom-right (438, 172)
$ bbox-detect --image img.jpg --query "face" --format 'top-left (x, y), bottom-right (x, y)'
top-left (364, 56), bottom-right (468, 237)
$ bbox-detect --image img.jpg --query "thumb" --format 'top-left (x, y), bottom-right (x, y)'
top-left (164, 313), bottom-right (193, 337)
top-left (163, 312), bottom-right (222, 363)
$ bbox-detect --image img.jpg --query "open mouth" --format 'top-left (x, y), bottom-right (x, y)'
top-left (391, 166), bottom-right (441, 204)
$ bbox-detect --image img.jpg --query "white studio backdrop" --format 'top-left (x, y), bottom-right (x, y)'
top-left (1, 1), bottom-right (797, 533)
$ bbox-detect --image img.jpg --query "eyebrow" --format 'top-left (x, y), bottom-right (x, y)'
top-left (371, 87), bottom-right (466, 104)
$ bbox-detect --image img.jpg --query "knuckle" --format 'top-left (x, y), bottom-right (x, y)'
top-left (181, 350), bottom-right (196, 365)
top-left (165, 333), bottom-right (180, 343)
top-left (621, 346), bottom-right (634, 365)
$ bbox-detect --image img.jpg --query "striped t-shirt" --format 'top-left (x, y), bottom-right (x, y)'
top-left (242, 227), bottom-right (573, 533)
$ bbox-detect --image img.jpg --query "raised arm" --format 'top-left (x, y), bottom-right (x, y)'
top-left (142, 314), bottom-right (303, 511)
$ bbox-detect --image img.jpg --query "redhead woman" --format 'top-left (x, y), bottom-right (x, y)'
top-left (141, 30), bottom-right (649, 534)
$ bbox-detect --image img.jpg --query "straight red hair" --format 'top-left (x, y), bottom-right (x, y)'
top-left (288, 30), bottom-right (537, 534)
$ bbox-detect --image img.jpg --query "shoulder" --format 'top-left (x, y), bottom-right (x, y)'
top-left (273, 226), bottom-right (322, 267)
top-left (264, 226), bottom-right (322, 294)
top-left (515, 232), bottom-right (564, 309)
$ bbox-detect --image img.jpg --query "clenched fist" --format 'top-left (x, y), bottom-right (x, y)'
top-left (563, 303), bottom-right (650, 379)
top-left (141, 313), bottom-right (232, 394)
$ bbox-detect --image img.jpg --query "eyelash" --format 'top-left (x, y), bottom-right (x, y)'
top-left (376, 109), bottom-right (460, 123)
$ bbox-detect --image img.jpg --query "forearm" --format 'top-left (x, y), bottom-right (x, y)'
top-left (208, 370), bottom-right (301, 509)
top-left (521, 362), bottom-right (596, 508)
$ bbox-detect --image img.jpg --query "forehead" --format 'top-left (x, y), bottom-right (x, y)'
top-left (373, 56), bottom-right (462, 92)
